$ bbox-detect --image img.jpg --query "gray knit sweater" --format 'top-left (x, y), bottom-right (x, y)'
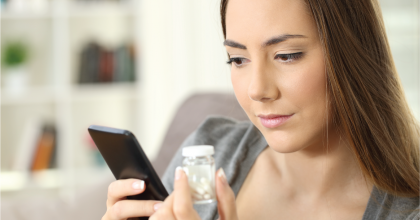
top-left (161, 116), bottom-right (420, 220)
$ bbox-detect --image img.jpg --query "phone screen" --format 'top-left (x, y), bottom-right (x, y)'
top-left (88, 125), bottom-right (169, 201)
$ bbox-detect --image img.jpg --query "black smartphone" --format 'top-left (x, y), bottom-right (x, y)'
top-left (88, 125), bottom-right (169, 202)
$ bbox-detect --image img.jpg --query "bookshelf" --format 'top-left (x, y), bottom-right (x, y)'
top-left (1, 0), bottom-right (142, 200)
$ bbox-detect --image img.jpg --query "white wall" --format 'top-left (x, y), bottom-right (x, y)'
top-left (380, 0), bottom-right (419, 120)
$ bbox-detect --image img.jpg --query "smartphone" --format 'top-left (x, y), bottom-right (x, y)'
top-left (88, 125), bottom-right (169, 202)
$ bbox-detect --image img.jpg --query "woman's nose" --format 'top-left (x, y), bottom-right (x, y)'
top-left (247, 64), bottom-right (280, 102)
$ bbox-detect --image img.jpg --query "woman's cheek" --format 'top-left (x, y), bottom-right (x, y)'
top-left (281, 57), bottom-right (328, 144)
top-left (279, 47), bottom-right (326, 117)
top-left (283, 70), bottom-right (326, 114)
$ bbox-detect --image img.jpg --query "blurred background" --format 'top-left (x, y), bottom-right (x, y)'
top-left (0, 0), bottom-right (418, 219)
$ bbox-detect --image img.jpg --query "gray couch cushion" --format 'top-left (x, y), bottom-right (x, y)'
top-left (152, 93), bottom-right (248, 177)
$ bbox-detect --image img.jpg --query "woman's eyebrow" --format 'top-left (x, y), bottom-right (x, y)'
top-left (223, 34), bottom-right (307, 50)
top-left (223, 40), bottom-right (247, 49)
top-left (263, 34), bottom-right (307, 47)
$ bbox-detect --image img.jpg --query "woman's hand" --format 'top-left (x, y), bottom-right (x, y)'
top-left (150, 167), bottom-right (239, 220)
top-left (102, 179), bottom-right (163, 220)
top-left (215, 168), bottom-right (239, 220)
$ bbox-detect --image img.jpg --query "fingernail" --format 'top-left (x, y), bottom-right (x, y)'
top-left (175, 166), bottom-right (183, 180)
top-left (218, 168), bottom-right (227, 185)
top-left (153, 202), bottom-right (163, 211)
top-left (132, 180), bottom-right (145, 190)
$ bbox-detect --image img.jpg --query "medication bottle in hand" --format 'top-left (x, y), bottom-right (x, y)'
top-left (182, 145), bottom-right (216, 204)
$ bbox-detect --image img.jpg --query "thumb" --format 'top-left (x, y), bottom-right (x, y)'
top-left (216, 168), bottom-right (238, 220)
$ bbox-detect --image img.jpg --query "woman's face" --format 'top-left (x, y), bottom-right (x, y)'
top-left (225, 0), bottom-right (329, 153)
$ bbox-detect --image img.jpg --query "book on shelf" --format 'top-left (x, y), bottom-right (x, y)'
top-left (113, 45), bottom-right (135, 82)
top-left (78, 41), bottom-right (136, 84)
top-left (12, 119), bottom-right (58, 173)
top-left (31, 124), bottom-right (57, 171)
top-left (12, 118), bottom-right (43, 172)
top-left (79, 42), bottom-right (101, 84)
top-left (99, 49), bottom-right (114, 82)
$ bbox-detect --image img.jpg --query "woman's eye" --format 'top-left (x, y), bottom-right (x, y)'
top-left (275, 52), bottom-right (303, 63)
top-left (227, 57), bottom-right (250, 67)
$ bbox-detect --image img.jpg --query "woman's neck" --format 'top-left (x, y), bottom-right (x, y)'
top-left (266, 130), bottom-right (373, 200)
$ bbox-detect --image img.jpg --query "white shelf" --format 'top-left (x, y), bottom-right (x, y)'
top-left (71, 82), bottom-right (138, 102)
top-left (0, 10), bottom-right (52, 20)
top-left (1, 83), bottom-right (138, 105)
top-left (0, 167), bottom-right (111, 192)
top-left (1, 86), bottom-right (56, 105)
top-left (68, 1), bottom-right (135, 18)
top-left (1, 169), bottom-right (60, 192)
top-left (1, 0), bottom-right (142, 202)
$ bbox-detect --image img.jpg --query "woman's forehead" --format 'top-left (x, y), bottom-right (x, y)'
top-left (225, 0), bottom-right (316, 45)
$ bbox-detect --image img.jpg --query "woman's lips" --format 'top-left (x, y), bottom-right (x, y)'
top-left (258, 114), bottom-right (293, 128)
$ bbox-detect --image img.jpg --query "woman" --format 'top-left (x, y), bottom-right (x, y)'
top-left (102, 0), bottom-right (420, 219)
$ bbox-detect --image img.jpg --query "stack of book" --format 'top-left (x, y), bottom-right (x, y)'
top-left (78, 42), bottom-right (136, 84)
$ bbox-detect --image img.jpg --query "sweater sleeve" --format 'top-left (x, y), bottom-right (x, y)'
top-left (362, 183), bottom-right (420, 220)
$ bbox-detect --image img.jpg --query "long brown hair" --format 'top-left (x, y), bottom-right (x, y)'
top-left (220, 0), bottom-right (420, 197)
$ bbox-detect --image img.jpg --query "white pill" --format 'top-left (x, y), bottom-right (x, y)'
top-left (202, 184), bottom-right (210, 191)
top-left (203, 194), bottom-right (211, 200)
top-left (194, 186), bottom-right (206, 195)
top-left (201, 177), bottom-right (211, 184)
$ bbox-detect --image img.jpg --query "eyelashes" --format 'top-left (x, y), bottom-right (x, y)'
top-left (274, 52), bottom-right (303, 63)
top-left (227, 52), bottom-right (304, 67)
top-left (226, 57), bottom-right (249, 66)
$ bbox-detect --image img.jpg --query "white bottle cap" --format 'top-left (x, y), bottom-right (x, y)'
top-left (182, 145), bottom-right (214, 157)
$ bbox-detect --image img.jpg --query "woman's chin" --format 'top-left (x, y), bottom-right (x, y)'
top-left (261, 130), bottom-right (311, 153)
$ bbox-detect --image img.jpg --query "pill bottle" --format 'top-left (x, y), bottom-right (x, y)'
top-left (182, 145), bottom-right (216, 204)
